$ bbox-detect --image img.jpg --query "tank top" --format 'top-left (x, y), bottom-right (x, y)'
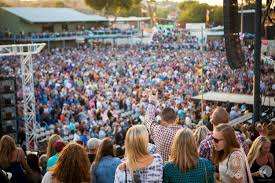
top-left (250, 157), bottom-right (274, 183)
top-left (4, 150), bottom-right (26, 183)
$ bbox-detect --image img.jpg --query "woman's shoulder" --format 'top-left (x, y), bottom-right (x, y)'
top-left (41, 171), bottom-right (53, 183)
top-left (230, 149), bottom-right (244, 159)
top-left (164, 162), bottom-right (175, 168)
top-left (198, 158), bottom-right (214, 172)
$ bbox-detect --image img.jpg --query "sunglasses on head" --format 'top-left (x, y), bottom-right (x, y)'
top-left (212, 136), bottom-right (224, 143)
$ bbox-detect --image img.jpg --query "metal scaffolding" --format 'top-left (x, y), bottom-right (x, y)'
top-left (0, 43), bottom-right (46, 151)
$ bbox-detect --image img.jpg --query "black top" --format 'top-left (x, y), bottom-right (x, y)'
top-left (250, 157), bottom-right (274, 183)
top-left (3, 150), bottom-right (26, 183)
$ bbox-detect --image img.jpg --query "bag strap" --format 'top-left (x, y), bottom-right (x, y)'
top-left (202, 159), bottom-right (208, 183)
top-left (124, 163), bottom-right (127, 183)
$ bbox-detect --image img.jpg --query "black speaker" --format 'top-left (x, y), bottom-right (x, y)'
top-left (0, 77), bottom-right (17, 141)
top-left (224, 0), bottom-right (245, 69)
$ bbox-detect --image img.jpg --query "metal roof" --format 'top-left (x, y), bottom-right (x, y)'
top-left (1, 7), bottom-right (108, 23)
top-left (109, 16), bottom-right (151, 22)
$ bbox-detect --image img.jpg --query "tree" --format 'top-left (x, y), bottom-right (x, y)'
top-left (177, 1), bottom-right (209, 25)
top-left (210, 6), bottom-right (223, 26)
top-left (156, 8), bottom-right (169, 19)
top-left (177, 1), bottom-right (223, 26)
top-left (85, 0), bottom-right (142, 16)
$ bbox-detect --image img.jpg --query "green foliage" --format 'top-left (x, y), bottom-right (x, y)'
top-left (55, 1), bottom-right (65, 7)
top-left (177, 0), bottom-right (223, 26)
top-left (178, 1), bottom-right (209, 24)
top-left (156, 8), bottom-right (169, 19)
top-left (116, 3), bottom-right (142, 17)
top-left (85, 0), bottom-right (141, 16)
top-left (210, 6), bottom-right (223, 25)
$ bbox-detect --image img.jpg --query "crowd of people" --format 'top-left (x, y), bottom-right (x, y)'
top-left (0, 102), bottom-right (274, 183)
top-left (0, 28), bottom-right (274, 183)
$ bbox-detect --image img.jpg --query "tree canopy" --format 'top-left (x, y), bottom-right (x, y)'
top-left (84, 0), bottom-right (142, 16)
top-left (177, 1), bottom-right (223, 27)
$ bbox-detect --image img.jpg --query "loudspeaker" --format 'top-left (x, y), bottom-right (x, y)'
top-left (224, 0), bottom-right (245, 69)
top-left (0, 77), bottom-right (17, 141)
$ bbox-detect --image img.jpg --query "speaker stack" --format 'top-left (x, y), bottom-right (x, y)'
top-left (224, 0), bottom-right (245, 69)
top-left (0, 76), bottom-right (18, 141)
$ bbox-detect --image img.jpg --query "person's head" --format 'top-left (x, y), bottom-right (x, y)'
top-left (124, 125), bottom-right (150, 169)
top-left (46, 134), bottom-right (61, 159)
top-left (0, 135), bottom-right (16, 168)
top-left (213, 124), bottom-right (240, 164)
top-left (160, 107), bottom-right (177, 124)
top-left (87, 138), bottom-right (100, 154)
top-left (114, 145), bottom-right (125, 159)
top-left (93, 137), bottom-right (114, 164)
top-left (170, 128), bottom-right (198, 171)
top-left (39, 154), bottom-right (47, 169)
top-left (54, 140), bottom-right (66, 153)
top-left (193, 125), bottom-right (210, 145)
top-left (210, 107), bottom-right (229, 128)
top-left (27, 154), bottom-right (40, 172)
top-left (247, 136), bottom-right (271, 167)
top-left (50, 142), bottom-right (90, 183)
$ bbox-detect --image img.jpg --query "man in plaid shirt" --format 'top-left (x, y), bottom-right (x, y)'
top-left (199, 106), bottom-right (249, 161)
top-left (145, 96), bottom-right (182, 162)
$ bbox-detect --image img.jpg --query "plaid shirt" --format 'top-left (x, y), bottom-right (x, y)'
top-left (199, 131), bottom-right (249, 161)
top-left (145, 104), bottom-right (182, 162)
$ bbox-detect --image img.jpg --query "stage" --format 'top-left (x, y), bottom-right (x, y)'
top-left (192, 92), bottom-right (275, 107)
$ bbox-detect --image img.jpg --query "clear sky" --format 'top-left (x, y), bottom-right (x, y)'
top-left (157, 0), bottom-right (223, 6)
top-left (198, 0), bottom-right (223, 6)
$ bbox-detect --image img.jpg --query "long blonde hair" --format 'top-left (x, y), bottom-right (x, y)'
top-left (46, 134), bottom-right (61, 159)
top-left (0, 135), bottom-right (17, 169)
top-left (247, 136), bottom-right (271, 167)
top-left (50, 142), bottom-right (90, 183)
top-left (194, 125), bottom-right (210, 145)
top-left (124, 125), bottom-right (150, 171)
top-left (169, 128), bottom-right (199, 171)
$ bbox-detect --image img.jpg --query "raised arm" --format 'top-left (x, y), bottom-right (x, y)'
top-left (144, 95), bottom-right (159, 137)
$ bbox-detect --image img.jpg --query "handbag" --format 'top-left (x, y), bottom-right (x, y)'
top-left (202, 159), bottom-right (208, 183)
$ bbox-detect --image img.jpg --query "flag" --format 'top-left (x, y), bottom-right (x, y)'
top-left (206, 9), bottom-right (210, 23)
top-left (196, 65), bottom-right (203, 76)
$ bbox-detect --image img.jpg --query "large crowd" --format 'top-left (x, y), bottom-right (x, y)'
top-left (0, 28), bottom-right (274, 183)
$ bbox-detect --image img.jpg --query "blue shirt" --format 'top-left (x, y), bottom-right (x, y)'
top-left (92, 156), bottom-right (121, 183)
top-left (47, 153), bottom-right (59, 170)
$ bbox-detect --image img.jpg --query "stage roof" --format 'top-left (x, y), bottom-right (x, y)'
top-left (1, 7), bottom-right (108, 23)
top-left (192, 92), bottom-right (275, 107)
top-left (109, 16), bottom-right (151, 22)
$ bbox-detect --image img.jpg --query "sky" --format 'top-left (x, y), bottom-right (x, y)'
top-left (157, 0), bottom-right (223, 6)
top-left (198, 0), bottom-right (223, 6)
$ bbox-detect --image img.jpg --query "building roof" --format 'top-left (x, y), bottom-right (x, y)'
top-left (1, 7), bottom-right (108, 23)
top-left (109, 16), bottom-right (151, 22)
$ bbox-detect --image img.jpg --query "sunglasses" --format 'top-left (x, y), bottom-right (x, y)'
top-left (212, 136), bottom-right (224, 143)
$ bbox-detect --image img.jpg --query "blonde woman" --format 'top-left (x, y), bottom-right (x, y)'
top-left (0, 135), bottom-right (33, 183)
top-left (163, 128), bottom-right (214, 183)
top-left (213, 124), bottom-right (253, 183)
top-left (247, 136), bottom-right (275, 183)
top-left (194, 125), bottom-right (210, 145)
top-left (114, 125), bottom-right (163, 182)
top-left (46, 134), bottom-right (61, 159)
top-left (42, 142), bottom-right (90, 183)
